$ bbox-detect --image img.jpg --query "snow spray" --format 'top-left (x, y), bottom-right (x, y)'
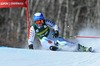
top-left (77, 27), bottom-right (100, 52)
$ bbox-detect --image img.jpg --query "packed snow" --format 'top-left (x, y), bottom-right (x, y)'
top-left (0, 47), bottom-right (100, 66)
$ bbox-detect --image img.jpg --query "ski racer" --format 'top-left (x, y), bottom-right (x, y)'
top-left (28, 12), bottom-right (92, 52)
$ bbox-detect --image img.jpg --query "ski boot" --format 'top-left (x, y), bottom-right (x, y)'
top-left (77, 44), bottom-right (93, 52)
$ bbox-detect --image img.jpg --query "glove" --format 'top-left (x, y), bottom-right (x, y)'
top-left (49, 46), bottom-right (58, 51)
top-left (28, 44), bottom-right (34, 49)
top-left (53, 30), bottom-right (59, 38)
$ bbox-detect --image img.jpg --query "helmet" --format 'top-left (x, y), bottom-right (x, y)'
top-left (33, 12), bottom-right (45, 22)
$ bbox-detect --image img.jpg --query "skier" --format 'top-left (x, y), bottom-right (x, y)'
top-left (28, 12), bottom-right (92, 52)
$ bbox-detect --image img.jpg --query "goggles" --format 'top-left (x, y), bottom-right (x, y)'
top-left (35, 20), bottom-right (44, 25)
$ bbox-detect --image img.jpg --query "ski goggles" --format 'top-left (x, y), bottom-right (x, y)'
top-left (35, 20), bottom-right (44, 25)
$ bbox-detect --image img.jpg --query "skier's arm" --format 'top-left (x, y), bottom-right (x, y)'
top-left (45, 19), bottom-right (59, 37)
top-left (45, 19), bottom-right (59, 31)
top-left (28, 26), bottom-right (35, 49)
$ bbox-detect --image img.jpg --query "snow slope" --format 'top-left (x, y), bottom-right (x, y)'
top-left (0, 47), bottom-right (100, 66)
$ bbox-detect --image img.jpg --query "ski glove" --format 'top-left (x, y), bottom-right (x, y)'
top-left (49, 46), bottom-right (58, 51)
top-left (28, 44), bottom-right (34, 49)
top-left (53, 30), bottom-right (59, 38)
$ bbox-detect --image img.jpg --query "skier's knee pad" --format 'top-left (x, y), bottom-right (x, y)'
top-left (49, 46), bottom-right (58, 51)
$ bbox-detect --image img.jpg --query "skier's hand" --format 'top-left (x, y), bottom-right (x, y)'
top-left (53, 30), bottom-right (59, 38)
top-left (28, 44), bottom-right (34, 49)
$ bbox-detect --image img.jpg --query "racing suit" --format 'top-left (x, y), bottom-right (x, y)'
top-left (28, 19), bottom-right (81, 51)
